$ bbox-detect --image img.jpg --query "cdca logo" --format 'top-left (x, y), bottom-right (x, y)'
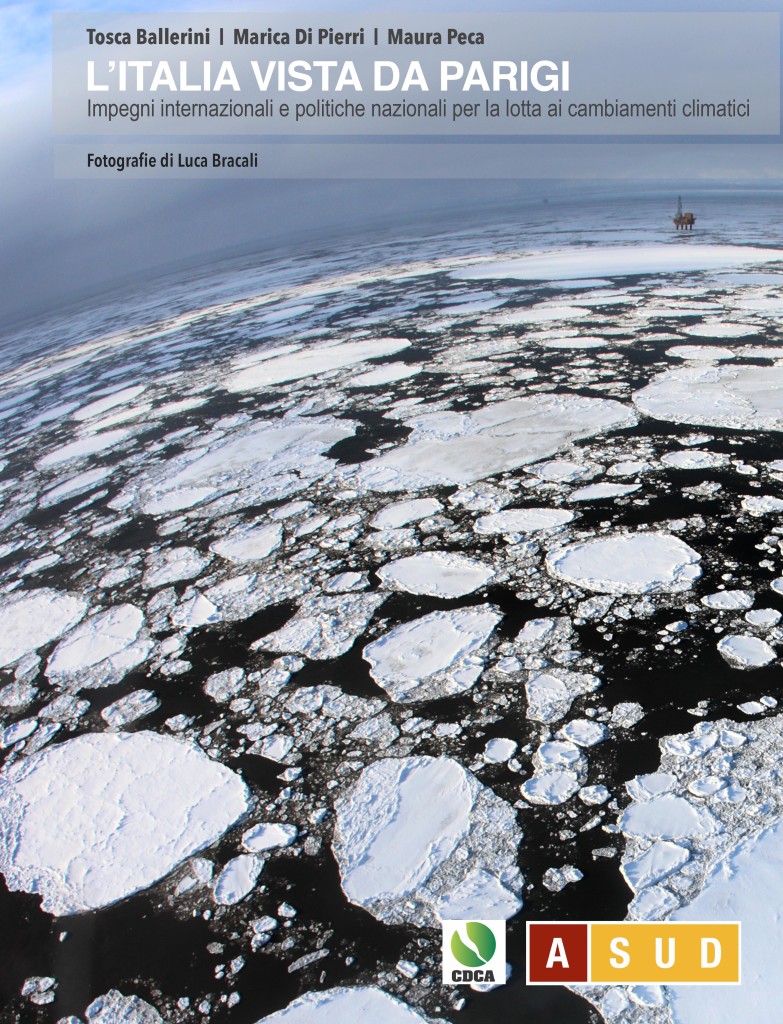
top-left (450, 921), bottom-right (497, 982)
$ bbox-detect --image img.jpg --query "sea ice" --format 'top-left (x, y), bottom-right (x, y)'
top-left (620, 796), bottom-right (716, 840)
top-left (525, 669), bottom-right (601, 723)
top-left (569, 482), bottom-right (640, 501)
top-left (453, 245), bottom-right (783, 282)
top-left (717, 634), bottom-right (776, 669)
top-left (210, 523), bottom-right (283, 563)
top-left (353, 394), bottom-right (636, 491)
top-left (0, 731), bottom-right (251, 914)
top-left (86, 990), bottom-right (164, 1024)
top-left (669, 817), bottom-right (783, 1024)
top-left (546, 532), bottom-right (701, 595)
top-left (226, 337), bottom-right (410, 389)
top-left (660, 450), bottom-right (729, 470)
top-left (47, 604), bottom-right (151, 688)
top-left (363, 607), bottom-right (502, 702)
top-left (256, 987), bottom-right (435, 1023)
top-left (242, 823), bottom-right (298, 852)
top-left (0, 589), bottom-right (88, 669)
top-left (474, 507), bottom-right (574, 535)
top-left (213, 854), bottom-right (264, 905)
top-left (701, 591), bottom-right (754, 610)
top-left (332, 756), bottom-right (521, 927)
top-left (635, 364), bottom-right (783, 431)
top-left (377, 552), bottom-right (493, 598)
top-left (370, 497), bottom-right (442, 529)
top-left (256, 593), bottom-right (385, 660)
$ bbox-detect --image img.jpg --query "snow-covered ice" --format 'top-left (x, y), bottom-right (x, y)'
top-left (226, 337), bottom-right (410, 389)
top-left (257, 987), bottom-right (435, 1023)
top-left (0, 731), bottom-right (251, 914)
top-left (717, 634), bottom-right (776, 669)
top-left (363, 607), bottom-right (502, 702)
top-left (453, 245), bottom-right (783, 281)
top-left (546, 533), bottom-right (701, 595)
top-left (213, 855), bottom-right (264, 905)
top-left (256, 593), bottom-right (385, 660)
top-left (474, 507), bottom-right (574, 535)
top-left (635, 364), bottom-right (783, 431)
top-left (332, 756), bottom-right (521, 926)
top-left (0, 589), bottom-right (88, 669)
top-left (377, 551), bottom-right (493, 598)
top-left (353, 394), bottom-right (636, 491)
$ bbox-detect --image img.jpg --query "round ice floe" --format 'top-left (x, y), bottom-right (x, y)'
top-left (226, 337), bottom-right (410, 389)
top-left (717, 634), bottom-right (776, 669)
top-left (363, 607), bottom-right (502, 703)
top-left (47, 604), bottom-right (150, 687)
top-left (701, 590), bottom-right (754, 611)
top-left (483, 738), bottom-right (518, 763)
top-left (332, 756), bottom-right (522, 926)
top-left (0, 731), bottom-right (251, 915)
top-left (520, 770), bottom-right (581, 805)
top-left (377, 551), bottom-right (493, 598)
top-left (746, 608), bottom-right (781, 627)
top-left (352, 394), bottom-right (636, 492)
top-left (620, 795), bottom-right (716, 840)
top-left (661, 450), bottom-right (729, 470)
top-left (0, 589), bottom-right (88, 669)
top-left (666, 345), bottom-right (736, 362)
top-left (371, 498), bottom-right (442, 529)
top-left (546, 532), bottom-right (701, 595)
top-left (683, 322), bottom-right (756, 339)
top-left (560, 719), bottom-right (608, 747)
top-left (634, 364), bottom-right (783, 431)
top-left (452, 245), bottom-right (783, 282)
top-left (257, 987), bottom-right (432, 1023)
top-left (474, 507), bottom-right (574, 535)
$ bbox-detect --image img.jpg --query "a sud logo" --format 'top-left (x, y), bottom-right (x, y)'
top-left (442, 920), bottom-right (506, 985)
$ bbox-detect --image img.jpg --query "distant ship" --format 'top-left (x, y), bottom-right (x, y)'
top-left (672, 195), bottom-right (696, 231)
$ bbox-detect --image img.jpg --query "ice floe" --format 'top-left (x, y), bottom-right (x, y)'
top-left (717, 634), bottom-right (776, 669)
top-left (352, 394), bottom-right (636, 491)
top-left (257, 987), bottom-right (435, 1023)
top-left (377, 551), bottom-right (493, 598)
top-left (0, 589), bottom-right (88, 669)
top-left (226, 337), bottom-right (410, 390)
top-left (363, 606), bottom-right (502, 702)
top-left (47, 604), bottom-right (152, 688)
top-left (210, 523), bottom-right (284, 563)
top-left (546, 533), bottom-right (701, 595)
top-left (332, 756), bottom-right (522, 926)
top-left (213, 854), bottom-right (264, 905)
top-left (0, 731), bottom-right (250, 914)
top-left (256, 593), bottom-right (385, 660)
top-left (474, 507), bottom-right (574, 535)
top-left (635, 364), bottom-right (783, 431)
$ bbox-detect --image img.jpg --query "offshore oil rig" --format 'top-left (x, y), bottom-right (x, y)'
top-left (672, 195), bottom-right (696, 231)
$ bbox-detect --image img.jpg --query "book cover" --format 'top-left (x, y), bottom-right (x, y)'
top-left (0, 2), bottom-right (779, 1022)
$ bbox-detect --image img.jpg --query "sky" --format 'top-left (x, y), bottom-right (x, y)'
top-left (1, 0), bottom-right (782, 329)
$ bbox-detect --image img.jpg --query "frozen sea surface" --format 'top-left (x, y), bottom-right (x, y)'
top-left (3, 194), bottom-right (783, 1024)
